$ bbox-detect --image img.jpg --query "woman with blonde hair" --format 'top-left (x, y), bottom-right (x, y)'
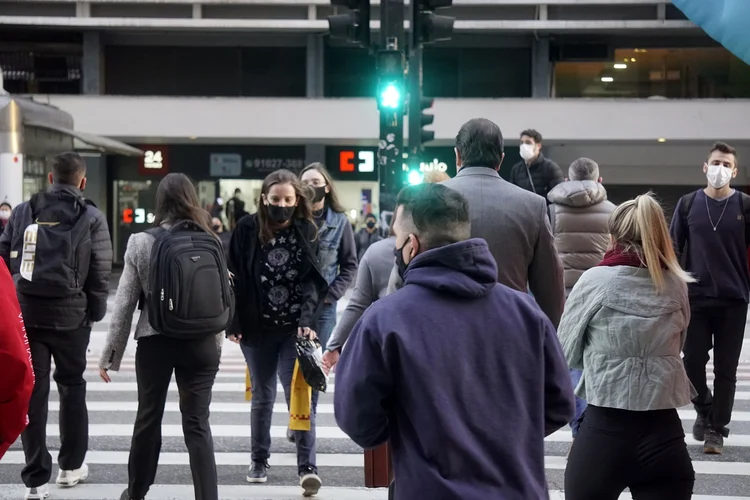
top-left (559, 192), bottom-right (696, 500)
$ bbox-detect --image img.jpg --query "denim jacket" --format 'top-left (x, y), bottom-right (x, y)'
top-left (317, 207), bottom-right (358, 301)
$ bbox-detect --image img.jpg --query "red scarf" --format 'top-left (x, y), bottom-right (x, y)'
top-left (598, 246), bottom-right (646, 268)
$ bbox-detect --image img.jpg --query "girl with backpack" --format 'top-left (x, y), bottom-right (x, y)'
top-left (226, 169), bottom-right (328, 496)
top-left (99, 173), bottom-right (225, 500)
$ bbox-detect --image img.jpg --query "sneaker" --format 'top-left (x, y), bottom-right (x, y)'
top-left (56, 463), bottom-right (89, 487)
top-left (246, 460), bottom-right (270, 483)
top-left (119, 487), bottom-right (144, 500)
top-left (287, 427), bottom-right (296, 443)
top-left (300, 466), bottom-right (321, 497)
top-left (704, 428), bottom-right (724, 454)
top-left (24, 485), bottom-right (50, 500)
top-left (693, 414), bottom-right (708, 441)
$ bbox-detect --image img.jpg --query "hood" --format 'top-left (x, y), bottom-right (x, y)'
top-left (547, 180), bottom-right (608, 208)
top-left (404, 239), bottom-right (497, 298)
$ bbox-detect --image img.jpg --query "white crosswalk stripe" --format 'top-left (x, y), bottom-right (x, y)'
top-left (3, 293), bottom-right (750, 499)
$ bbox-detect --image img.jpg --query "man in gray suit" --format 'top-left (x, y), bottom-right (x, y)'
top-left (442, 118), bottom-right (565, 326)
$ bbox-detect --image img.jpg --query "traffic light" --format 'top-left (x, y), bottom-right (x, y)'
top-left (410, 94), bottom-right (435, 146)
top-left (328, 0), bottom-right (370, 48)
top-left (376, 49), bottom-right (405, 113)
top-left (411, 0), bottom-right (455, 51)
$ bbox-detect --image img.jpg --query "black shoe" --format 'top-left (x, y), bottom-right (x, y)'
top-left (299, 466), bottom-right (321, 497)
top-left (287, 426), bottom-right (296, 443)
top-left (693, 414), bottom-right (708, 441)
top-left (119, 489), bottom-right (143, 500)
top-left (247, 460), bottom-right (270, 483)
top-left (704, 428), bottom-right (724, 454)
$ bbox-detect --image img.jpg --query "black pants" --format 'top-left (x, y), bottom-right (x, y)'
top-left (127, 334), bottom-right (220, 500)
top-left (22, 326), bottom-right (91, 488)
top-left (565, 405), bottom-right (694, 500)
top-left (683, 300), bottom-right (748, 433)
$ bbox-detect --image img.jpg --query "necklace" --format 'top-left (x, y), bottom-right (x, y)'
top-left (706, 193), bottom-right (731, 231)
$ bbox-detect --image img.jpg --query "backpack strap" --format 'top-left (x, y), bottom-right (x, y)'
top-left (138, 227), bottom-right (165, 310)
top-left (547, 204), bottom-right (556, 235)
top-left (739, 192), bottom-right (750, 247)
top-left (677, 191), bottom-right (697, 266)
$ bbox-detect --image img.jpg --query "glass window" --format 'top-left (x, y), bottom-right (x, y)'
top-left (554, 47), bottom-right (750, 98)
top-left (0, 51), bottom-right (82, 94)
top-left (325, 46), bottom-right (376, 98)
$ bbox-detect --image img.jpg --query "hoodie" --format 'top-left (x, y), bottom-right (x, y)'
top-left (334, 239), bottom-right (574, 500)
top-left (547, 180), bottom-right (615, 293)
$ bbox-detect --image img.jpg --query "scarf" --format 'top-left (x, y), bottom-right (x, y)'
top-left (598, 246), bottom-right (646, 268)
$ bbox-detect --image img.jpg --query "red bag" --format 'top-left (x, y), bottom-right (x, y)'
top-left (0, 260), bottom-right (34, 459)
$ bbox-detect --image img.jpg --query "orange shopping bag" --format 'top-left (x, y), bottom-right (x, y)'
top-left (289, 359), bottom-right (312, 431)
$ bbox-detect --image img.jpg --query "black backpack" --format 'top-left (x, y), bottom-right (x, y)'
top-left (144, 221), bottom-right (234, 339)
top-left (16, 192), bottom-right (91, 298)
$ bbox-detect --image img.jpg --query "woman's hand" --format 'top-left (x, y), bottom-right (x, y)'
top-left (228, 334), bottom-right (242, 344)
top-left (298, 327), bottom-right (317, 341)
top-left (99, 368), bottom-right (111, 383)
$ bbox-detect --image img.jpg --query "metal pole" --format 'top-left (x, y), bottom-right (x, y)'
top-left (407, 46), bottom-right (423, 172)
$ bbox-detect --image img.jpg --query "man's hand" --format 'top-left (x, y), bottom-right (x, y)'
top-left (228, 334), bottom-right (242, 344)
top-left (298, 327), bottom-right (317, 341)
top-left (322, 349), bottom-right (340, 371)
top-left (99, 368), bottom-right (111, 383)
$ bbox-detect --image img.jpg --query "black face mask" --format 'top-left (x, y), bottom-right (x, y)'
top-left (366, 220), bottom-right (376, 229)
top-left (394, 238), bottom-right (413, 279)
top-left (312, 186), bottom-right (327, 203)
top-left (212, 224), bottom-right (221, 232)
top-left (267, 204), bottom-right (295, 224)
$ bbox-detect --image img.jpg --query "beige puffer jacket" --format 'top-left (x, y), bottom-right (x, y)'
top-left (547, 180), bottom-right (616, 293)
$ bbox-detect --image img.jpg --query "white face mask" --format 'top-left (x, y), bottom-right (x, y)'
top-left (706, 164), bottom-right (733, 189)
top-left (520, 143), bottom-right (537, 162)
top-left (0, 210), bottom-right (10, 220)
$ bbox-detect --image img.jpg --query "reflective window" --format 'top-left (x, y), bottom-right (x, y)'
top-left (554, 47), bottom-right (750, 98)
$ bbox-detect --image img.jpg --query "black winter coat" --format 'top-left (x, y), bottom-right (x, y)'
top-left (509, 154), bottom-right (564, 204)
top-left (0, 185), bottom-right (113, 331)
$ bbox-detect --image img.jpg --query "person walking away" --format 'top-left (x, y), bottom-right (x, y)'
top-left (227, 169), bottom-right (328, 496)
top-left (335, 183), bottom-right (574, 500)
top-left (509, 129), bottom-right (564, 202)
top-left (0, 202), bottom-right (12, 233)
top-left (669, 141), bottom-right (750, 454)
top-left (212, 217), bottom-right (232, 262)
top-left (299, 164), bottom-right (357, 349)
top-left (226, 188), bottom-right (246, 230)
top-left (559, 193), bottom-right (696, 499)
top-left (355, 213), bottom-right (382, 261)
top-left (442, 118), bottom-right (565, 326)
top-left (547, 157), bottom-right (615, 439)
top-left (0, 259), bottom-right (34, 461)
top-left (0, 152), bottom-right (112, 500)
top-left (99, 173), bottom-right (231, 500)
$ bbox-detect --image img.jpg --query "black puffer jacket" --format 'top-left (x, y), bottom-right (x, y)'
top-left (0, 185), bottom-right (113, 331)
top-left (509, 154), bottom-right (564, 204)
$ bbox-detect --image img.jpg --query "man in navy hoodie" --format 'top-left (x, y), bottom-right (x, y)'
top-left (334, 183), bottom-right (574, 500)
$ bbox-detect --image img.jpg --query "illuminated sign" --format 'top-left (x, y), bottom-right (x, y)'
top-left (420, 158), bottom-right (449, 173)
top-left (339, 150), bottom-right (375, 173)
top-left (144, 150), bottom-right (164, 169)
top-left (138, 146), bottom-right (169, 175)
top-left (122, 208), bottom-right (155, 225)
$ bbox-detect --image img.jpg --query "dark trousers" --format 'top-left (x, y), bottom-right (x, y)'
top-left (127, 335), bottom-right (220, 500)
top-left (241, 334), bottom-right (319, 473)
top-left (683, 300), bottom-right (748, 434)
top-left (314, 301), bottom-right (338, 353)
top-left (565, 405), bottom-right (694, 500)
top-left (22, 326), bottom-right (91, 488)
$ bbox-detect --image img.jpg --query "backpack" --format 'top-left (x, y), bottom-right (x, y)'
top-left (16, 192), bottom-right (90, 298)
top-left (144, 221), bottom-right (234, 339)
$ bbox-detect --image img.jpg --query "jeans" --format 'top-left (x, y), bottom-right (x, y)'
top-left (128, 334), bottom-right (220, 500)
top-left (683, 300), bottom-right (748, 434)
top-left (22, 327), bottom-right (91, 488)
top-left (241, 334), bottom-right (319, 473)
top-left (569, 369), bottom-right (587, 437)
top-left (315, 301), bottom-right (338, 351)
top-left (565, 405), bottom-right (694, 500)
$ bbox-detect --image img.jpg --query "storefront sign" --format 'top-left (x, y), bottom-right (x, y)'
top-left (326, 147), bottom-right (379, 181)
top-left (244, 157), bottom-right (305, 176)
top-left (210, 153), bottom-right (242, 177)
top-left (137, 146), bottom-right (169, 176)
top-left (339, 150), bottom-right (376, 173)
top-left (122, 208), bottom-right (155, 225)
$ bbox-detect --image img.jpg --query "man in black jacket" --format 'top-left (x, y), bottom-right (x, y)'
top-left (509, 129), bottom-right (564, 204)
top-left (0, 152), bottom-right (112, 499)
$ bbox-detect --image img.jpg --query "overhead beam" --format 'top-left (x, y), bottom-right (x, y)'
top-left (15, 0), bottom-right (675, 5)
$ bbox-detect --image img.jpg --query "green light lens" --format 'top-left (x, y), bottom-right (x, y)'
top-left (379, 82), bottom-right (402, 109)
top-left (408, 170), bottom-right (424, 186)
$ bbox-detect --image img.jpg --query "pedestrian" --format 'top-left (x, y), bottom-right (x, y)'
top-left (225, 188), bottom-right (246, 230)
top-left (99, 173), bottom-right (226, 500)
top-left (0, 259), bottom-right (34, 461)
top-left (299, 163), bottom-right (357, 350)
top-left (509, 128), bottom-right (564, 202)
top-left (355, 213), bottom-right (382, 261)
top-left (670, 141), bottom-right (750, 454)
top-left (227, 169), bottom-right (328, 496)
top-left (0, 202), bottom-right (12, 232)
top-left (546, 157), bottom-right (616, 439)
top-left (442, 118), bottom-right (565, 326)
top-left (212, 216), bottom-right (232, 262)
top-left (559, 192), bottom-right (696, 500)
top-left (334, 183), bottom-right (574, 500)
top-left (0, 152), bottom-right (113, 500)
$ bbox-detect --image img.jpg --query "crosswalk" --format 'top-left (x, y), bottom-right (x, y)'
top-left (2, 293), bottom-right (750, 499)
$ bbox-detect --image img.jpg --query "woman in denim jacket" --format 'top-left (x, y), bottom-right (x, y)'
top-left (299, 163), bottom-right (358, 349)
top-left (558, 193), bottom-right (697, 500)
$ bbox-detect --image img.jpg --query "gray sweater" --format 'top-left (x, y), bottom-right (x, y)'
top-left (98, 231), bottom-right (223, 371)
top-left (327, 237), bottom-right (396, 352)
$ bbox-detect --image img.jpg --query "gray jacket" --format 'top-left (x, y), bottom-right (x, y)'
top-left (442, 167), bottom-right (565, 326)
top-left (547, 180), bottom-right (616, 293)
top-left (558, 266), bottom-right (696, 411)
top-left (327, 237), bottom-right (395, 352)
top-left (99, 230), bottom-right (223, 371)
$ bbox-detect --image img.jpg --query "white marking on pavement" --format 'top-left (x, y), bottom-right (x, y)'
top-left (51, 382), bottom-right (336, 394)
top-left (43, 424), bottom-right (348, 439)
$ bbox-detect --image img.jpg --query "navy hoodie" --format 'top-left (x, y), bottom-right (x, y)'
top-left (334, 238), bottom-right (574, 500)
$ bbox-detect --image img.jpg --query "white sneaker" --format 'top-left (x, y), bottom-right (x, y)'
top-left (300, 471), bottom-right (321, 497)
top-left (24, 484), bottom-right (50, 500)
top-left (56, 463), bottom-right (89, 487)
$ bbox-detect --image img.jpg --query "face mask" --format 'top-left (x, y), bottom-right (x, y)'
top-left (394, 237), bottom-right (418, 279)
top-left (267, 204), bottom-right (295, 224)
top-left (212, 224), bottom-right (221, 232)
top-left (706, 164), bottom-right (733, 189)
top-left (366, 221), bottom-right (376, 229)
top-left (520, 143), bottom-right (536, 162)
top-left (312, 186), bottom-right (327, 203)
top-left (0, 210), bottom-right (10, 220)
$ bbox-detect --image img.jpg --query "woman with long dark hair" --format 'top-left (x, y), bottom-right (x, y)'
top-left (99, 173), bottom-right (223, 500)
top-left (299, 163), bottom-right (357, 350)
top-left (227, 169), bottom-right (328, 496)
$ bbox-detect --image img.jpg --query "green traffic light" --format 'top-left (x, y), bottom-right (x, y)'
top-left (408, 170), bottom-right (424, 186)
top-left (379, 82), bottom-right (402, 109)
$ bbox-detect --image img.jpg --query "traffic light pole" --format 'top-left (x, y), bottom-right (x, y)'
top-left (407, 46), bottom-right (423, 173)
